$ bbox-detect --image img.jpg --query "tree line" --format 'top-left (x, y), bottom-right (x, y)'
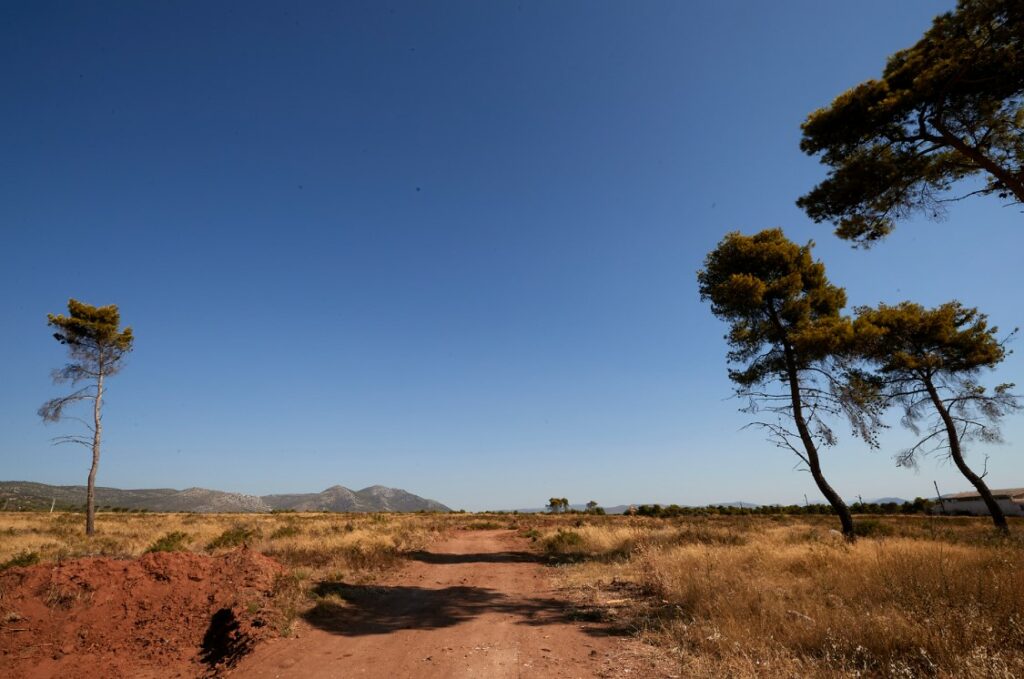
top-left (632, 498), bottom-right (937, 519)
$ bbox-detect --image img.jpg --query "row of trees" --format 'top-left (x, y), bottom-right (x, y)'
top-left (699, 230), bottom-right (1018, 539)
top-left (633, 498), bottom-right (936, 518)
top-left (546, 498), bottom-right (603, 514)
top-left (700, 0), bottom-right (1024, 540)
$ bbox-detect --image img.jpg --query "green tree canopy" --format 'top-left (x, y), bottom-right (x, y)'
top-left (698, 229), bottom-right (872, 538)
top-left (854, 301), bottom-right (1019, 531)
top-left (798, 0), bottom-right (1024, 246)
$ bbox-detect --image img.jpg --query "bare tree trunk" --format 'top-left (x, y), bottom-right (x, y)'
top-left (781, 339), bottom-right (856, 540)
top-left (86, 372), bottom-right (104, 537)
top-left (924, 378), bottom-right (1008, 533)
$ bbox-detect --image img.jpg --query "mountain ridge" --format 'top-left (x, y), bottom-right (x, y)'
top-left (0, 481), bottom-right (450, 513)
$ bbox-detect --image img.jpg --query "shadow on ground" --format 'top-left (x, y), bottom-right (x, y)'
top-left (303, 582), bottom-right (628, 638)
top-left (405, 550), bottom-right (541, 565)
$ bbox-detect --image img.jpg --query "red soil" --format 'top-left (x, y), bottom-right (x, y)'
top-left (0, 549), bottom-right (285, 679)
top-left (234, 530), bottom-right (671, 678)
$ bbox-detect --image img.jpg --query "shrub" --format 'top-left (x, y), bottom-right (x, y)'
top-left (270, 524), bottom-right (301, 540)
top-left (544, 529), bottom-right (585, 556)
top-left (206, 525), bottom-right (260, 551)
top-left (145, 531), bottom-right (190, 553)
top-left (1, 550), bottom-right (40, 571)
top-left (853, 519), bottom-right (894, 538)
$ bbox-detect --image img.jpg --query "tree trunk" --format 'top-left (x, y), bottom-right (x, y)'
top-left (924, 377), bottom-right (1008, 533)
top-left (779, 341), bottom-right (855, 540)
top-left (86, 372), bottom-right (104, 537)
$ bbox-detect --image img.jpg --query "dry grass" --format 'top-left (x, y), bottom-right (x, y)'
top-left (0, 511), bottom-right (457, 581)
top-left (3, 510), bottom-right (1022, 676)
top-left (539, 514), bottom-right (1024, 678)
top-left (0, 510), bottom-right (465, 638)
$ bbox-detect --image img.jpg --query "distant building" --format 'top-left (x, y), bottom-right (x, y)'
top-left (935, 488), bottom-right (1024, 516)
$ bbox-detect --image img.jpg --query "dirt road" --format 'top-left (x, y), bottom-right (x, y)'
top-left (233, 530), bottom-right (664, 678)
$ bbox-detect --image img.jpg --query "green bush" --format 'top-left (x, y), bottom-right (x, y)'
top-left (146, 531), bottom-right (190, 553)
top-left (545, 529), bottom-right (584, 555)
top-left (1, 550), bottom-right (41, 571)
top-left (206, 525), bottom-right (260, 551)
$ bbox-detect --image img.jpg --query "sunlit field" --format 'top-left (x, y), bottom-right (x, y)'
top-left (2, 511), bottom-right (1022, 677)
top-left (0, 511), bottom-right (454, 578)
top-left (537, 514), bottom-right (1024, 678)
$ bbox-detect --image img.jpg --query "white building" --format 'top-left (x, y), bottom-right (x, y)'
top-left (936, 487), bottom-right (1024, 517)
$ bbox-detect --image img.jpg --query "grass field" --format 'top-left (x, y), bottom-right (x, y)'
top-left (2, 511), bottom-right (1022, 677)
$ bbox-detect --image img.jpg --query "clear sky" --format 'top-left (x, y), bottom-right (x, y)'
top-left (2, 1), bottom-right (1021, 510)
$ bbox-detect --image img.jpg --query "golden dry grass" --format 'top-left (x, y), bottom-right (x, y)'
top-left (539, 514), bottom-right (1024, 678)
top-left (3, 510), bottom-right (1022, 676)
top-left (0, 511), bottom-right (459, 580)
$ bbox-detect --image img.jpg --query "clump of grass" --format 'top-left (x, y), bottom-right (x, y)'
top-left (521, 528), bottom-right (541, 541)
top-left (1, 550), bottom-right (40, 571)
top-left (206, 525), bottom-right (260, 551)
top-left (270, 524), bottom-right (301, 540)
top-left (43, 582), bottom-right (92, 609)
top-left (852, 517), bottom-right (894, 538)
top-left (267, 570), bottom-right (309, 637)
top-left (544, 529), bottom-right (586, 558)
top-left (145, 531), bottom-right (190, 553)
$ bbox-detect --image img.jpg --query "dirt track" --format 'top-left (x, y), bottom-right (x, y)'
top-left (233, 530), bottom-right (664, 678)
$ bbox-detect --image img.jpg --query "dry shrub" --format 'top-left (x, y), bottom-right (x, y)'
top-left (542, 522), bottom-right (746, 561)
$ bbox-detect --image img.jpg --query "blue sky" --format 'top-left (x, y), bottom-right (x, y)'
top-left (2, 1), bottom-right (1020, 510)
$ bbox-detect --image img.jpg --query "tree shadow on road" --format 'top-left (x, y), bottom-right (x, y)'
top-left (405, 550), bottom-right (541, 565)
top-left (302, 582), bottom-right (629, 638)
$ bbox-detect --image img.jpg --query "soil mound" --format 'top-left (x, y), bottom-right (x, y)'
top-left (0, 549), bottom-right (286, 678)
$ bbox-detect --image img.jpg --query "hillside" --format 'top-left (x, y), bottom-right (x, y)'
top-left (0, 481), bottom-right (450, 513)
top-left (262, 485), bottom-right (451, 513)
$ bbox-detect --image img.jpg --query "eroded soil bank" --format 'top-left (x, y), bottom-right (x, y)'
top-left (0, 549), bottom-right (285, 678)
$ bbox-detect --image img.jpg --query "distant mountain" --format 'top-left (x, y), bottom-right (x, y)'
top-left (867, 497), bottom-right (910, 505)
top-left (263, 485), bottom-right (450, 513)
top-left (0, 481), bottom-right (450, 513)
